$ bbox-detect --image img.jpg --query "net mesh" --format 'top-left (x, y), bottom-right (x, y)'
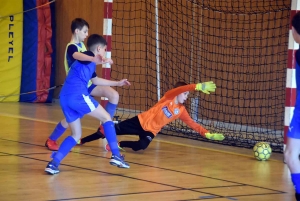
top-left (110, 0), bottom-right (291, 153)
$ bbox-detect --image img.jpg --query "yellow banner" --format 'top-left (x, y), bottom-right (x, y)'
top-left (0, 1), bottom-right (23, 102)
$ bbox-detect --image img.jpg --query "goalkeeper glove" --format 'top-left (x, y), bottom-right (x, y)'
top-left (195, 81), bottom-right (216, 94)
top-left (205, 133), bottom-right (225, 141)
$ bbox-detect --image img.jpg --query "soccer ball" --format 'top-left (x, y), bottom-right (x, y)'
top-left (253, 142), bottom-right (272, 161)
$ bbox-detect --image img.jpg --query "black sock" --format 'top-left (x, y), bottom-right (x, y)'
top-left (120, 141), bottom-right (141, 151)
top-left (81, 132), bottom-right (103, 144)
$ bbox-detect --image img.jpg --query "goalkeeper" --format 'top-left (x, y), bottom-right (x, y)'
top-left (78, 81), bottom-right (225, 151)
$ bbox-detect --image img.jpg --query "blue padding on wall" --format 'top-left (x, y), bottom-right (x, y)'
top-left (20, 0), bottom-right (37, 102)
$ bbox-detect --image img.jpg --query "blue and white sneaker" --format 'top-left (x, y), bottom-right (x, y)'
top-left (110, 154), bottom-right (130, 169)
top-left (45, 161), bottom-right (60, 175)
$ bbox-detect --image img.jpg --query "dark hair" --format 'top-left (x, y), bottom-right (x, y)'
top-left (87, 34), bottom-right (107, 51)
top-left (174, 81), bottom-right (188, 88)
top-left (292, 12), bottom-right (300, 35)
top-left (71, 18), bottom-right (89, 33)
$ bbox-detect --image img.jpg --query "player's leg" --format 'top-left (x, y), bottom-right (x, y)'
top-left (45, 118), bottom-right (69, 151)
top-left (45, 94), bottom-right (86, 175)
top-left (77, 85), bottom-right (119, 145)
top-left (284, 138), bottom-right (300, 200)
top-left (79, 129), bottom-right (105, 144)
top-left (89, 85), bottom-right (119, 118)
top-left (284, 110), bottom-right (300, 200)
top-left (119, 130), bottom-right (155, 151)
top-left (87, 104), bottom-right (129, 168)
top-left (114, 116), bottom-right (144, 135)
top-left (285, 138), bottom-right (300, 171)
top-left (105, 116), bottom-right (154, 151)
top-left (119, 138), bottom-right (151, 151)
top-left (45, 118), bottom-right (81, 175)
top-left (80, 116), bottom-right (139, 145)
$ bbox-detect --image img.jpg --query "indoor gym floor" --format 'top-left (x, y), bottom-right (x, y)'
top-left (0, 102), bottom-right (295, 201)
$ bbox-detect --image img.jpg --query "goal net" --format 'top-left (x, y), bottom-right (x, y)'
top-left (110, 0), bottom-right (291, 152)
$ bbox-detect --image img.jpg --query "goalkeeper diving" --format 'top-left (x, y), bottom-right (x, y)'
top-left (78, 81), bottom-right (225, 151)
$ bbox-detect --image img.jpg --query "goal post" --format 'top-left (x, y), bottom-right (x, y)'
top-left (110, 0), bottom-right (291, 153)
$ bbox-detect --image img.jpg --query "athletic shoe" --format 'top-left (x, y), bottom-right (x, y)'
top-left (45, 138), bottom-right (59, 151)
top-left (105, 142), bottom-right (125, 152)
top-left (110, 154), bottom-right (130, 168)
top-left (97, 125), bottom-right (106, 139)
top-left (45, 161), bottom-right (60, 175)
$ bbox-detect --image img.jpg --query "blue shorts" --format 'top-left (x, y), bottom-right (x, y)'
top-left (88, 84), bottom-right (97, 94)
top-left (60, 93), bottom-right (99, 123)
top-left (287, 108), bottom-right (300, 139)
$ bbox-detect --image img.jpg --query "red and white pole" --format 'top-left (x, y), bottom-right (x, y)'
top-left (101, 0), bottom-right (113, 147)
top-left (102, 0), bottom-right (113, 108)
top-left (284, 0), bottom-right (300, 151)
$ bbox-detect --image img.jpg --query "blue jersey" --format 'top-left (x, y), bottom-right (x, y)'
top-left (288, 50), bottom-right (300, 139)
top-left (60, 51), bottom-right (98, 123)
top-left (296, 50), bottom-right (300, 94)
top-left (61, 51), bottom-right (97, 96)
top-left (64, 43), bottom-right (94, 89)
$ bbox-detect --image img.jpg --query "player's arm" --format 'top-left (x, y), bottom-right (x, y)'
top-left (75, 53), bottom-right (112, 65)
top-left (67, 45), bottom-right (104, 64)
top-left (179, 108), bottom-right (225, 141)
top-left (164, 82), bottom-right (216, 100)
top-left (164, 84), bottom-right (196, 99)
top-left (91, 76), bottom-right (131, 87)
top-left (73, 52), bottom-right (94, 62)
top-left (74, 52), bottom-right (106, 65)
top-left (67, 44), bottom-right (93, 62)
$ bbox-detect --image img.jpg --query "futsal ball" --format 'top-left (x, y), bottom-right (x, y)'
top-left (253, 142), bottom-right (272, 161)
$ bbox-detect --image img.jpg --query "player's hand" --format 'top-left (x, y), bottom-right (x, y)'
top-left (195, 81), bottom-right (216, 94)
top-left (205, 133), bottom-right (225, 141)
top-left (102, 58), bottom-right (114, 65)
top-left (117, 79), bottom-right (131, 86)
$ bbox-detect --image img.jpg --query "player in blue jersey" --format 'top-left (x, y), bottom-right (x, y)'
top-left (45, 18), bottom-right (122, 151)
top-left (45, 34), bottom-right (130, 175)
top-left (284, 12), bottom-right (300, 201)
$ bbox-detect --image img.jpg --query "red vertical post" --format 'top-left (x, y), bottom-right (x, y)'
top-left (101, 0), bottom-right (113, 108)
top-left (284, 1), bottom-right (300, 151)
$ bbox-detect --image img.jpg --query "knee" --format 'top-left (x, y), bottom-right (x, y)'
top-left (101, 113), bottom-right (112, 123)
top-left (130, 141), bottom-right (149, 152)
top-left (108, 90), bottom-right (119, 103)
top-left (284, 149), bottom-right (290, 164)
top-left (139, 140), bottom-right (150, 150)
top-left (284, 148), bottom-right (297, 167)
top-left (61, 119), bottom-right (69, 128)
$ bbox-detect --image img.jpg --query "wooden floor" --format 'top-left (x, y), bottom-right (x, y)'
top-left (0, 102), bottom-right (295, 201)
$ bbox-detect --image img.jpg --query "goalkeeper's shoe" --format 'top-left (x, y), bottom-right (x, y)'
top-left (205, 133), bottom-right (225, 141)
top-left (105, 142), bottom-right (126, 152)
top-left (110, 154), bottom-right (130, 169)
top-left (45, 138), bottom-right (59, 151)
